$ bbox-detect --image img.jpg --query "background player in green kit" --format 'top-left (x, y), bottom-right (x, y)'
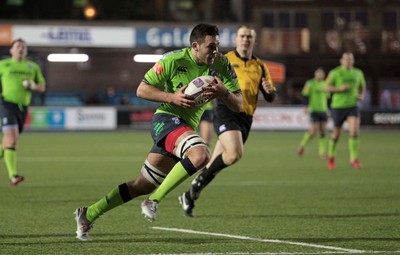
top-left (297, 68), bottom-right (329, 159)
top-left (0, 38), bottom-right (46, 186)
top-left (74, 23), bottom-right (242, 241)
top-left (324, 52), bottom-right (366, 170)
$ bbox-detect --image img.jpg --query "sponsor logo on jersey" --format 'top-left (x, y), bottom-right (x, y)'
top-left (154, 121), bottom-right (165, 136)
top-left (172, 117), bottom-right (180, 125)
top-left (152, 62), bottom-right (164, 76)
top-left (209, 69), bottom-right (217, 77)
top-left (177, 66), bottom-right (187, 73)
top-left (218, 124), bottom-right (227, 133)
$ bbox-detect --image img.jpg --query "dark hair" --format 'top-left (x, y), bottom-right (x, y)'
top-left (189, 23), bottom-right (219, 45)
top-left (11, 38), bottom-right (26, 47)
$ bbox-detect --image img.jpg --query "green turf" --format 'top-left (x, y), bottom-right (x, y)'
top-left (0, 130), bottom-right (399, 254)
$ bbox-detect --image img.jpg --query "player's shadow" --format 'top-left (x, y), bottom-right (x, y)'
top-left (0, 233), bottom-right (227, 245)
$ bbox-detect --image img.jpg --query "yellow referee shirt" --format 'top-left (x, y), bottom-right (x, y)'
top-left (225, 51), bottom-right (275, 116)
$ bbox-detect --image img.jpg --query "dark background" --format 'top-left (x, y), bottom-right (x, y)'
top-left (1, 0), bottom-right (400, 109)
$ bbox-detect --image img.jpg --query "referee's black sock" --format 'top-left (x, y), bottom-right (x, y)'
top-left (196, 154), bottom-right (227, 190)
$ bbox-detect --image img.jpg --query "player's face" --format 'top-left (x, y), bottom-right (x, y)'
top-left (315, 70), bottom-right (325, 80)
top-left (194, 35), bottom-right (219, 66)
top-left (340, 53), bottom-right (354, 69)
top-left (10, 41), bottom-right (27, 61)
top-left (235, 27), bottom-right (256, 54)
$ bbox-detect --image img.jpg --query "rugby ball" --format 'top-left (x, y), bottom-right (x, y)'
top-left (185, 75), bottom-right (214, 106)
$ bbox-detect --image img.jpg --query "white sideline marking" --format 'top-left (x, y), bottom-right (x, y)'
top-left (143, 252), bottom-right (400, 255)
top-left (152, 227), bottom-right (364, 253)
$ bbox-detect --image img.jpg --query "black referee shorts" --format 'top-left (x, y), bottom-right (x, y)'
top-left (213, 105), bottom-right (252, 143)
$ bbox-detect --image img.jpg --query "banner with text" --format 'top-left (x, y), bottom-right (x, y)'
top-left (252, 107), bottom-right (338, 130)
top-left (26, 107), bottom-right (116, 130)
top-left (65, 107), bottom-right (116, 130)
top-left (2, 24), bottom-right (237, 48)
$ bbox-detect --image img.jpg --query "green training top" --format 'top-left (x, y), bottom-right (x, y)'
top-left (0, 58), bottom-right (45, 106)
top-left (327, 66), bottom-right (366, 109)
top-left (144, 48), bottom-right (240, 131)
top-left (301, 78), bottom-right (329, 113)
top-left (204, 101), bottom-right (213, 111)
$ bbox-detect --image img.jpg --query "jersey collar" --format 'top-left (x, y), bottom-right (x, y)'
top-left (234, 50), bottom-right (256, 62)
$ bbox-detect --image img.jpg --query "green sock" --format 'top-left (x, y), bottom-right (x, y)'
top-left (348, 137), bottom-right (359, 161)
top-left (300, 133), bottom-right (311, 148)
top-left (327, 139), bottom-right (337, 158)
top-left (86, 185), bottom-right (130, 222)
top-left (149, 161), bottom-right (189, 202)
top-left (0, 143), bottom-right (3, 159)
top-left (318, 136), bottom-right (327, 156)
top-left (4, 148), bottom-right (17, 179)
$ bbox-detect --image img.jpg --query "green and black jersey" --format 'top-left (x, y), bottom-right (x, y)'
top-left (144, 48), bottom-right (240, 131)
top-left (327, 66), bottom-right (366, 109)
top-left (0, 58), bottom-right (45, 106)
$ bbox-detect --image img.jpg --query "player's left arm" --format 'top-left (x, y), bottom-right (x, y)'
top-left (31, 80), bottom-right (46, 93)
top-left (24, 63), bottom-right (46, 93)
top-left (259, 62), bottom-right (276, 102)
top-left (357, 70), bottom-right (367, 102)
top-left (202, 76), bottom-right (243, 112)
top-left (203, 56), bottom-right (243, 112)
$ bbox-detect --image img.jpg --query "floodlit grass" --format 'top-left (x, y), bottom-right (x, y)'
top-left (0, 130), bottom-right (399, 255)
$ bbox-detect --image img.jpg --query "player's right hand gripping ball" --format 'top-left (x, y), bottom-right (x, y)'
top-left (184, 75), bottom-right (214, 107)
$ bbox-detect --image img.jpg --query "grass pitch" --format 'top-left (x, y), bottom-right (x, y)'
top-left (0, 130), bottom-right (399, 255)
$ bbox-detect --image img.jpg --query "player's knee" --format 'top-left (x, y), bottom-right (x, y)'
top-left (331, 129), bottom-right (341, 140)
top-left (224, 151), bottom-right (242, 165)
top-left (187, 147), bottom-right (210, 170)
top-left (349, 128), bottom-right (359, 137)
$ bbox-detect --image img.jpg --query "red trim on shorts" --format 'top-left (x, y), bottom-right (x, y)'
top-left (164, 126), bottom-right (193, 154)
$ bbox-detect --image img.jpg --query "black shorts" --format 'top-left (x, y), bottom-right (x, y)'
top-left (149, 113), bottom-right (190, 160)
top-left (0, 101), bottom-right (28, 133)
top-left (200, 109), bottom-right (214, 123)
top-left (310, 112), bottom-right (328, 123)
top-left (331, 106), bottom-right (359, 127)
top-left (213, 105), bottom-right (252, 143)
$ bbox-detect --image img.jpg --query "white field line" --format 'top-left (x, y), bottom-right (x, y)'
top-left (143, 252), bottom-right (400, 255)
top-left (152, 227), bottom-right (364, 253)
